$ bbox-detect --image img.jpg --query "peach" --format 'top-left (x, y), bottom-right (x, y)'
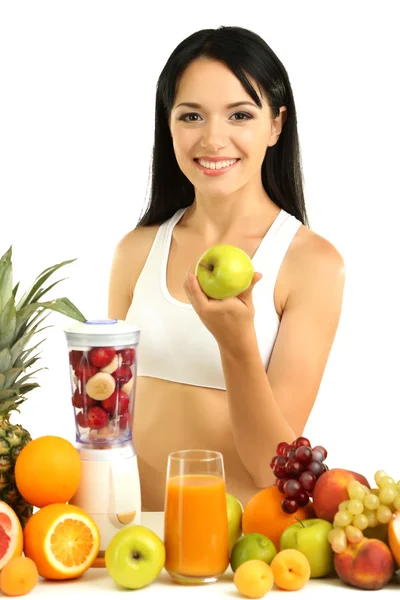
top-left (270, 549), bottom-right (310, 591)
top-left (334, 537), bottom-right (395, 590)
top-left (233, 560), bottom-right (274, 599)
top-left (312, 468), bottom-right (370, 522)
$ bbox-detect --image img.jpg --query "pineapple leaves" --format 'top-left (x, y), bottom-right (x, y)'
top-left (0, 246), bottom-right (12, 314)
top-left (15, 258), bottom-right (77, 312)
top-left (0, 374), bottom-right (5, 389)
top-left (0, 297), bottom-right (17, 351)
top-left (0, 347), bottom-right (12, 373)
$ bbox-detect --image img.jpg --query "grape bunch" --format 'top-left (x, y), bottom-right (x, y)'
top-left (270, 437), bottom-right (329, 514)
top-left (328, 470), bottom-right (400, 554)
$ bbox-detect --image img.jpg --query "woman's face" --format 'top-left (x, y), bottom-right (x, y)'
top-left (169, 57), bottom-right (286, 198)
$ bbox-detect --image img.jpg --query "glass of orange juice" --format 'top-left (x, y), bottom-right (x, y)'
top-left (164, 449), bottom-right (230, 585)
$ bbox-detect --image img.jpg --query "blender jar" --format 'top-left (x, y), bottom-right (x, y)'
top-left (63, 319), bottom-right (141, 447)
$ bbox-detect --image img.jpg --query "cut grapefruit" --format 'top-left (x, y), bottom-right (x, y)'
top-left (0, 501), bottom-right (23, 570)
top-left (23, 503), bottom-right (100, 580)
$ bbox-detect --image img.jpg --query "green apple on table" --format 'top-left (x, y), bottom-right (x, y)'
top-left (195, 244), bottom-right (254, 299)
top-left (227, 492), bottom-right (243, 553)
top-left (280, 518), bottom-right (334, 578)
top-left (105, 524), bottom-right (165, 589)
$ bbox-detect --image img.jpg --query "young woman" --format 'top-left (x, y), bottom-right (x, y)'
top-left (108, 26), bottom-right (345, 511)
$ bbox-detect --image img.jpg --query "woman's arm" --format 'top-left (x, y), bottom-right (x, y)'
top-left (185, 233), bottom-right (345, 488)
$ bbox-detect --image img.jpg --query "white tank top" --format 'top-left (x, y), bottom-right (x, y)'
top-left (126, 207), bottom-right (302, 390)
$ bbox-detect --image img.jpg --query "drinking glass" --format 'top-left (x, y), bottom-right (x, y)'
top-left (164, 449), bottom-right (230, 585)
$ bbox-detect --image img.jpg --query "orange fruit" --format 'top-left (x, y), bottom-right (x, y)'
top-left (242, 486), bottom-right (314, 551)
top-left (233, 559), bottom-right (274, 599)
top-left (23, 503), bottom-right (100, 580)
top-left (270, 549), bottom-right (310, 591)
top-left (15, 435), bottom-right (81, 507)
top-left (0, 556), bottom-right (38, 596)
top-left (0, 501), bottom-right (23, 569)
top-left (388, 510), bottom-right (400, 567)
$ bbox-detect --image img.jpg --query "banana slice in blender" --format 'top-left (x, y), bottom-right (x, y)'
top-left (121, 377), bottom-right (133, 395)
top-left (86, 372), bottom-right (116, 401)
top-left (100, 354), bottom-right (122, 374)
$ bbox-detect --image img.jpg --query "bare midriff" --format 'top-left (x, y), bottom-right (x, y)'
top-left (133, 375), bottom-right (274, 511)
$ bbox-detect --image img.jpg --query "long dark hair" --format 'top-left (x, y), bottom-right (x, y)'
top-left (137, 26), bottom-right (308, 227)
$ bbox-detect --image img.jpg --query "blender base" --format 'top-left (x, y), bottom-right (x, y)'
top-left (70, 442), bottom-right (142, 559)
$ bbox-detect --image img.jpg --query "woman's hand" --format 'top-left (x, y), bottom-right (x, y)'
top-left (183, 271), bottom-right (263, 351)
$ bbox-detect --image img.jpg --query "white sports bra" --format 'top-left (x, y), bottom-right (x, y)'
top-left (126, 207), bottom-right (302, 390)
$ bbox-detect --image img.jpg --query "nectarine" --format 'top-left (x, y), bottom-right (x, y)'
top-left (334, 537), bottom-right (395, 590)
top-left (313, 468), bottom-right (370, 522)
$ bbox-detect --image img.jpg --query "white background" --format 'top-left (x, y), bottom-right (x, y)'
top-left (1, 1), bottom-right (399, 488)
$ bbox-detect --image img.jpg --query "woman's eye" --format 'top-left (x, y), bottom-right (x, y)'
top-left (179, 113), bottom-right (202, 122)
top-left (232, 112), bottom-right (252, 121)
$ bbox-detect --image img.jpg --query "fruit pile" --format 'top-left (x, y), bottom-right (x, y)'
top-left (270, 437), bottom-right (328, 513)
top-left (329, 469), bottom-right (400, 553)
top-left (70, 346), bottom-right (135, 439)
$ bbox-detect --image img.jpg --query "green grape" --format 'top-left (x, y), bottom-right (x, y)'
top-left (379, 485), bottom-right (397, 506)
top-left (330, 528), bottom-right (347, 553)
top-left (328, 527), bottom-right (344, 545)
top-left (378, 475), bottom-right (395, 489)
top-left (347, 481), bottom-right (365, 501)
top-left (363, 508), bottom-right (379, 528)
top-left (374, 470), bottom-right (388, 485)
top-left (376, 505), bottom-right (392, 524)
top-left (347, 499), bottom-right (364, 515)
top-left (364, 493), bottom-right (380, 510)
top-left (338, 500), bottom-right (349, 511)
top-left (334, 510), bottom-right (353, 528)
top-left (352, 513), bottom-right (369, 530)
top-left (345, 525), bottom-right (364, 544)
top-left (393, 495), bottom-right (400, 511)
top-left (370, 488), bottom-right (380, 497)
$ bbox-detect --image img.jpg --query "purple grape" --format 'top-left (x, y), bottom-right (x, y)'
top-left (297, 490), bottom-right (310, 506)
top-left (307, 460), bottom-right (325, 479)
top-left (298, 470), bottom-right (317, 492)
top-left (270, 456), bottom-right (278, 469)
top-left (285, 459), bottom-right (302, 477)
top-left (294, 437), bottom-right (311, 448)
top-left (287, 449), bottom-right (296, 459)
top-left (273, 464), bottom-right (287, 478)
top-left (311, 447), bottom-right (325, 463)
top-left (295, 446), bottom-right (312, 464)
top-left (313, 445), bottom-right (328, 460)
top-left (283, 445), bottom-right (294, 458)
top-left (277, 477), bottom-right (289, 493)
top-left (281, 498), bottom-right (299, 514)
top-left (283, 479), bottom-right (302, 498)
top-left (276, 442), bottom-right (289, 456)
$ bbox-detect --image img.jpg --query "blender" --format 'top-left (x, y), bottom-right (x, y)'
top-left (63, 319), bottom-right (142, 565)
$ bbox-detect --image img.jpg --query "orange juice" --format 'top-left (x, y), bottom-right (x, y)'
top-left (164, 474), bottom-right (229, 578)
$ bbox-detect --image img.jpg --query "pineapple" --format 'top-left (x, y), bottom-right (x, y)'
top-left (0, 246), bottom-right (86, 526)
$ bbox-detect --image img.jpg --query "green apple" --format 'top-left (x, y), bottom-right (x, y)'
top-left (195, 244), bottom-right (254, 299)
top-left (105, 525), bottom-right (165, 589)
top-left (230, 532), bottom-right (277, 572)
top-left (226, 493), bottom-right (243, 553)
top-left (280, 518), bottom-right (334, 578)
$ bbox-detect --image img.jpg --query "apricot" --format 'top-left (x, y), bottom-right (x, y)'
top-left (0, 556), bottom-right (38, 596)
top-left (233, 559), bottom-right (274, 599)
top-left (312, 468), bottom-right (370, 522)
top-left (270, 549), bottom-right (310, 591)
top-left (334, 537), bottom-right (395, 590)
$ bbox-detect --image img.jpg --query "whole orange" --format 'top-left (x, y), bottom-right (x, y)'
top-left (242, 486), bottom-right (314, 551)
top-left (15, 435), bottom-right (81, 508)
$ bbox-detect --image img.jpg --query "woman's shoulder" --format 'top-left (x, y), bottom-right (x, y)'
top-left (283, 223), bottom-right (346, 301)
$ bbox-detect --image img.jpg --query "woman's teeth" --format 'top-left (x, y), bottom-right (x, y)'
top-left (197, 159), bottom-right (238, 170)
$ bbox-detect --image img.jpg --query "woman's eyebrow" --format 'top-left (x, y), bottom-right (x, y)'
top-left (174, 101), bottom-right (260, 109)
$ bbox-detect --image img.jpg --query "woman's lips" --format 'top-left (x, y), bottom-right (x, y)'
top-left (194, 159), bottom-right (240, 177)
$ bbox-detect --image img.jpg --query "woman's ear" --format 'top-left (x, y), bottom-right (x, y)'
top-left (268, 106), bottom-right (287, 147)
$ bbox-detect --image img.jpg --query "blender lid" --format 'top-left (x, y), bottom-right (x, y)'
top-left (63, 319), bottom-right (141, 347)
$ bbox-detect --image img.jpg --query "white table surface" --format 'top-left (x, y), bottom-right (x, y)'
top-left (27, 512), bottom-right (400, 597)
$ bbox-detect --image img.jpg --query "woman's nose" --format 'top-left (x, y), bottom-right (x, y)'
top-left (200, 119), bottom-right (227, 150)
